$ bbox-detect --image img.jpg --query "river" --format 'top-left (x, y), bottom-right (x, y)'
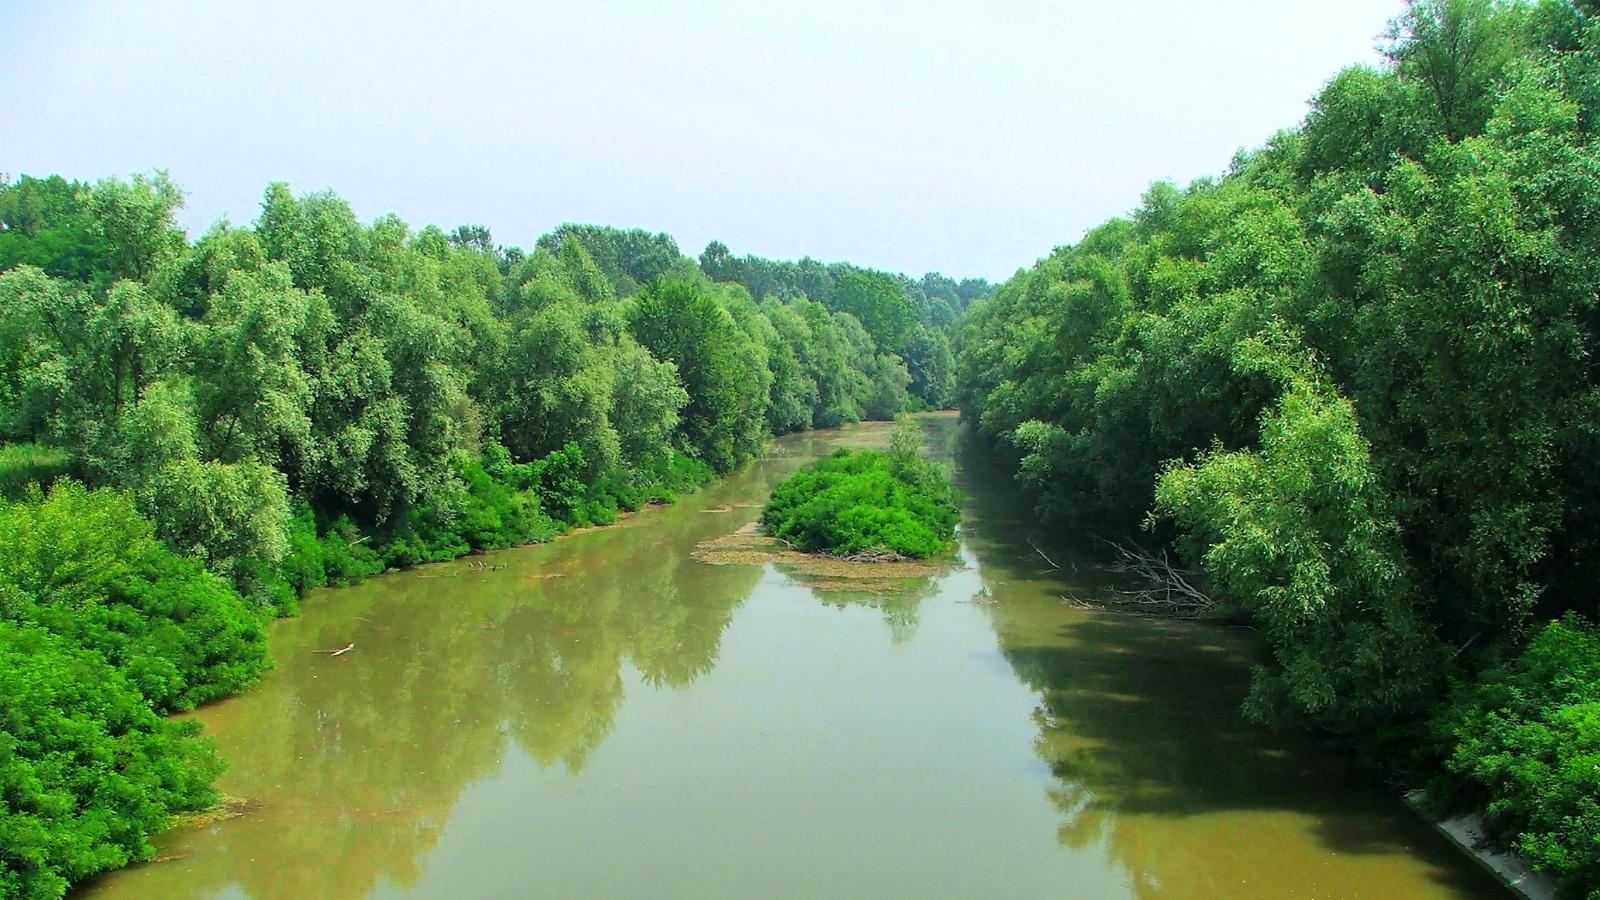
top-left (80, 414), bottom-right (1507, 899)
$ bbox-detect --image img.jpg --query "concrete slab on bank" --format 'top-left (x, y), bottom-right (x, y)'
top-left (1404, 790), bottom-right (1558, 900)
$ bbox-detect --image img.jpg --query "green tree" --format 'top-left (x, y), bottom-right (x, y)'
top-left (831, 269), bottom-right (914, 354)
top-left (84, 172), bottom-right (186, 283)
top-left (627, 280), bottom-right (768, 472)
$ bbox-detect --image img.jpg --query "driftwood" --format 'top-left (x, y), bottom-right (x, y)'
top-left (1059, 539), bottom-right (1214, 619)
top-left (837, 548), bottom-right (910, 563)
top-left (315, 643), bottom-right (355, 656)
top-left (1027, 538), bottom-right (1076, 572)
top-left (418, 560), bottom-right (506, 577)
top-left (1028, 538), bottom-right (1060, 569)
top-left (761, 527), bottom-right (911, 563)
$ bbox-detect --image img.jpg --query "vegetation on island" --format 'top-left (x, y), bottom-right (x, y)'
top-left (0, 169), bottom-right (987, 897)
top-left (761, 418), bottom-right (958, 560)
top-left (953, 0), bottom-right (1600, 893)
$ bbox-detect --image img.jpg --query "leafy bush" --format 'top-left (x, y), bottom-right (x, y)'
top-left (137, 459), bottom-right (289, 592)
top-left (378, 449), bottom-right (563, 568)
top-left (0, 482), bottom-right (268, 712)
top-left (0, 620), bottom-right (222, 900)
top-left (276, 504), bottom-right (385, 599)
top-left (1426, 614), bottom-right (1600, 898)
top-left (1155, 361), bottom-right (1440, 734)
top-left (949, 0), bottom-right (1600, 742)
top-left (0, 444), bottom-right (68, 501)
top-left (761, 445), bottom-right (958, 559)
top-left (0, 614), bottom-right (225, 896)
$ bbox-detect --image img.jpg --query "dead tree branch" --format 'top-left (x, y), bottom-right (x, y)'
top-left (1060, 539), bottom-right (1215, 618)
top-left (1028, 538), bottom-right (1063, 571)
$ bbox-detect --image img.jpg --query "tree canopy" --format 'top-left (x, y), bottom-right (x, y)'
top-left (0, 163), bottom-right (990, 898)
top-left (953, 1), bottom-right (1600, 892)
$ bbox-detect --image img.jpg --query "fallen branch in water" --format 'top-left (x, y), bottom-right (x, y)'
top-left (315, 643), bottom-right (355, 656)
top-left (1028, 538), bottom-right (1061, 570)
top-left (1450, 629), bottom-right (1484, 661)
top-left (1067, 539), bottom-right (1215, 619)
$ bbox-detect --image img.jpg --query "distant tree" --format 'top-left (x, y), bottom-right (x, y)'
top-left (832, 269), bottom-right (914, 354)
top-left (1383, 0), bottom-right (1527, 139)
top-left (448, 223), bottom-right (495, 254)
top-left (699, 239), bottom-right (736, 282)
top-left (85, 171), bottom-right (186, 282)
top-left (627, 280), bottom-right (768, 471)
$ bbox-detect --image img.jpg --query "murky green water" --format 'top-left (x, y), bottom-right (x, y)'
top-left (81, 415), bottom-right (1505, 899)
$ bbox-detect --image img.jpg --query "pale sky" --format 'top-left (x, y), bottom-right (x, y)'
top-left (0, 1), bottom-right (1399, 281)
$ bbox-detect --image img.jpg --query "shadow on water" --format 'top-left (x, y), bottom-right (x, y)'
top-left (950, 420), bottom-right (1509, 899)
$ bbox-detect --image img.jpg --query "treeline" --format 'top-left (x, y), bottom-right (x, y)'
top-left (698, 240), bottom-right (988, 405)
top-left (0, 172), bottom-right (987, 897)
top-left (955, 0), bottom-right (1600, 894)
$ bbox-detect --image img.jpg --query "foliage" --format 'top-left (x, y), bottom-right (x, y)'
top-left (0, 445), bottom-right (67, 501)
top-left (1426, 615), bottom-right (1600, 898)
top-left (951, 2), bottom-right (1600, 893)
top-left (0, 158), bottom-right (987, 896)
top-left (276, 502), bottom-right (383, 599)
top-left (1155, 351), bottom-right (1441, 733)
top-left (761, 443), bottom-right (958, 559)
top-left (0, 620), bottom-right (222, 900)
top-left (627, 279), bottom-right (770, 472)
top-left (0, 482), bottom-right (268, 713)
top-left (137, 458), bottom-right (290, 605)
top-left (696, 240), bottom-right (990, 407)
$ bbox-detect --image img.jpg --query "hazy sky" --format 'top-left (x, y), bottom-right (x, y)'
top-left (1, 1), bottom-right (1399, 280)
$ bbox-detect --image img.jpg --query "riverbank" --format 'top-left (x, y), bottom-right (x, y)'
top-left (78, 416), bottom-right (1506, 899)
top-left (1405, 793), bottom-right (1557, 900)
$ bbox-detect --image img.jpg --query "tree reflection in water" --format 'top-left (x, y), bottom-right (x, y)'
top-left (953, 426), bottom-right (1505, 900)
top-left (80, 470), bottom-right (768, 900)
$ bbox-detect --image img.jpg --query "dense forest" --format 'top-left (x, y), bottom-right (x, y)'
top-left (956, 0), bottom-right (1600, 894)
top-left (0, 171), bottom-right (986, 897)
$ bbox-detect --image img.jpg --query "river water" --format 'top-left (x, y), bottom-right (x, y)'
top-left (82, 414), bottom-right (1506, 899)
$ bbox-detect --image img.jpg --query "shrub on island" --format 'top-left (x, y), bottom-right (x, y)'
top-left (760, 427), bottom-right (958, 560)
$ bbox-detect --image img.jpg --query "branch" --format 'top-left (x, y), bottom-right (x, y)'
top-left (1073, 538), bottom-right (1215, 618)
top-left (1028, 538), bottom-right (1063, 571)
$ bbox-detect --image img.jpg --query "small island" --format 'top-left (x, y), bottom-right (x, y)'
top-left (760, 419), bottom-right (959, 561)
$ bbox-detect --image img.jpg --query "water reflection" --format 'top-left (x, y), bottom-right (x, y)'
top-left (80, 417), bottom-right (1506, 900)
top-left (81, 462), bottom-right (782, 899)
top-left (951, 427), bottom-right (1507, 899)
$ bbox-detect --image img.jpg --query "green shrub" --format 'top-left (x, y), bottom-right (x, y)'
top-left (0, 619), bottom-right (223, 900)
top-left (0, 482), bottom-right (269, 712)
top-left (273, 500), bottom-right (388, 597)
top-left (1427, 614), bottom-right (1600, 898)
top-left (316, 514), bottom-right (384, 586)
top-left (137, 458), bottom-right (289, 596)
top-left (653, 450), bottom-right (716, 500)
top-left (0, 444), bottom-right (68, 501)
top-left (278, 502), bottom-right (328, 597)
top-left (760, 446), bottom-right (958, 559)
top-left (377, 451), bottom-right (557, 567)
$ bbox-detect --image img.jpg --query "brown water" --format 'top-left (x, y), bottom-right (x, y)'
top-left (81, 414), bottom-right (1506, 899)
